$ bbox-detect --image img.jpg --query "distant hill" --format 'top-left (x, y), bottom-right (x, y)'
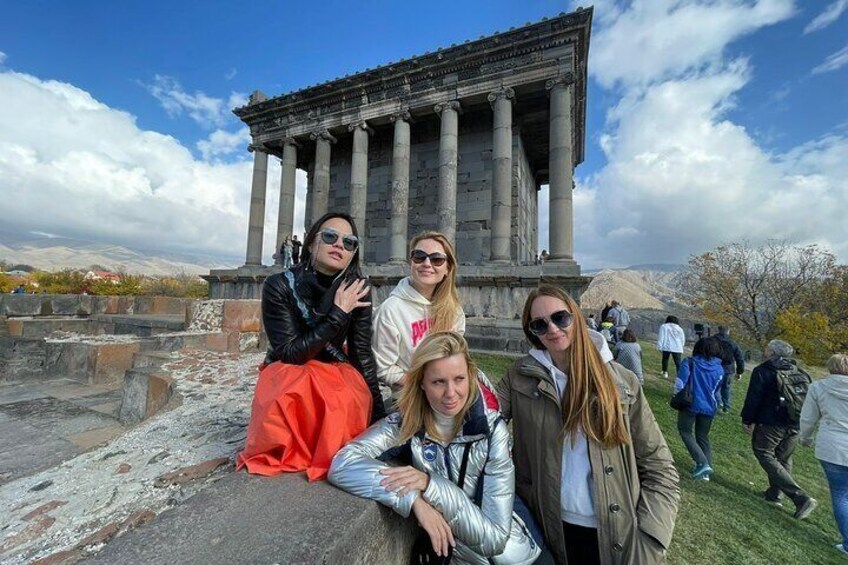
top-left (0, 231), bottom-right (240, 276)
top-left (580, 267), bottom-right (687, 312)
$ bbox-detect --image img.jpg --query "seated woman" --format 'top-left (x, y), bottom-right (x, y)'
top-left (237, 212), bottom-right (386, 481)
top-left (372, 231), bottom-right (464, 394)
top-left (497, 285), bottom-right (679, 564)
top-left (329, 332), bottom-right (540, 564)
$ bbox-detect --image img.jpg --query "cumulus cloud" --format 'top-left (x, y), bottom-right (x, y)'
top-left (812, 44), bottom-right (848, 74)
top-left (0, 70), bottom-right (306, 264)
top-left (803, 0), bottom-right (848, 33)
top-left (567, 0), bottom-right (848, 268)
top-left (197, 128), bottom-right (251, 161)
top-left (143, 74), bottom-right (247, 128)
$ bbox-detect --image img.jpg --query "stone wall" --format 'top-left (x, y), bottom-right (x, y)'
top-left (324, 108), bottom-right (537, 265)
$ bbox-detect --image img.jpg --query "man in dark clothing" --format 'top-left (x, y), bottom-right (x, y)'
top-left (291, 235), bottom-right (302, 264)
top-left (715, 326), bottom-right (745, 413)
top-left (741, 339), bottom-right (817, 520)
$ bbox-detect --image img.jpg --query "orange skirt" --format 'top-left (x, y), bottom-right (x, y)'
top-left (236, 360), bottom-right (372, 481)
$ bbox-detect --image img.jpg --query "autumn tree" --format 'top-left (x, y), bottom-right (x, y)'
top-left (681, 241), bottom-right (837, 347)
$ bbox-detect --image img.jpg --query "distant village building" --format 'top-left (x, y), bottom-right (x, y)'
top-left (4, 270), bottom-right (31, 277)
top-left (85, 270), bottom-right (121, 284)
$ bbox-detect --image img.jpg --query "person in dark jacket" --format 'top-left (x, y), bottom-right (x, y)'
top-left (741, 339), bottom-right (817, 519)
top-left (674, 337), bottom-right (725, 481)
top-left (714, 326), bottom-right (745, 413)
top-left (237, 212), bottom-right (386, 481)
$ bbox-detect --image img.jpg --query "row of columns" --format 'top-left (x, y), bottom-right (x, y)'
top-left (244, 80), bottom-right (574, 266)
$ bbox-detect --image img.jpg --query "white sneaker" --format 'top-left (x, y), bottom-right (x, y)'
top-left (836, 543), bottom-right (848, 556)
top-left (662, 372), bottom-right (669, 379)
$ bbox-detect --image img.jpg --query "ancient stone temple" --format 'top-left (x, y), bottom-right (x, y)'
top-left (205, 8), bottom-right (594, 349)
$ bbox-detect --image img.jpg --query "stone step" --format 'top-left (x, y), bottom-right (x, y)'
top-left (131, 350), bottom-right (178, 370)
top-left (0, 315), bottom-right (8, 338)
top-left (118, 366), bottom-right (176, 425)
top-left (0, 337), bottom-right (47, 382)
top-left (43, 339), bottom-right (141, 387)
top-left (92, 314), bottom-right (186, 337)
top-left (5, 317), bottom-right (98, 339)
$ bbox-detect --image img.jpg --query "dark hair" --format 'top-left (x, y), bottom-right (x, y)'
top-left (665, 315), bottom-right (679, 324)
top-left (693, 337), bottom-right (722, 360)
top-left (301, 212), bottom-right (363, 279)
top-left (622, 329), bottom-right (637, 343)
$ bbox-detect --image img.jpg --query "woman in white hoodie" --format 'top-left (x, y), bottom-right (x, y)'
top-left (373, 232), bottom-right (465, 396)
top-left (800, 353), bottom-right (848, 557)
top-left (656, 315), bottom-right (686, 379)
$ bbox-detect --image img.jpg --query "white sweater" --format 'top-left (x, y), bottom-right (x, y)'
top-left (372, 277), bottom-right (466, 386)
top-left (656, 323), bottom-right (686, 353)
top-left (800, 374), bottom-right (848, 467)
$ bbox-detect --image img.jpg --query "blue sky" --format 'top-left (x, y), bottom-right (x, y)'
top-left (0, 0), bottom-right (846, 269)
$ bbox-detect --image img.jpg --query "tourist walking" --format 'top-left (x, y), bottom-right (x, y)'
top-left (372, 231), bottom-right (466, 401)
top-left (674, 337), bottom-right (724, 481)
top-left (497, 285), bottom-right (679, 564)
top-left (329, 332), bottom-right (541, 564)
top-left (614, 329), bottom-right (644, 383)
top-left (800, 353), bottom-right (848, 556)
top-left (282, 236), bottom-right (294, 269)
top-left (608, 300), bottom-right (630, 334)
top-left (237, 212), bottom-right (386, 481)
top-left (741, 339), bottom-right (816, 519)
top-left (291, 234), bottom-right (302, 264)
top-left (714, 326), bottom-right (745, 413)
top-left (656, 316), bottom-right (686, 379)
top-left (586, 313), bottom-right (599, 331)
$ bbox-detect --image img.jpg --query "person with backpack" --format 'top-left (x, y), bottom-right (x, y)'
top-left (608, 300), bottom-right (630, 334)
top-left (715, 326), bottom-right (745, 413)
top-left (674, 337), bottom-right (725, 481)
top-left (741, 339), bottom-right (816, 520)
top-left (329, 332), bottom-right (541, 564)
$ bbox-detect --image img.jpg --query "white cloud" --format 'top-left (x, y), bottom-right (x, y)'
top-left (0, 69), bottom-right (304, 264)
top-left (0, 51), bottom-right (7, 65)
top-left (803, 0), bottom-right (848, 33)
top-left (197, 128), bottom-right (251, 161)
top-left (812, 44), bottom-right (848, 74)
top-left (225, 68), bottom-right (238, 80)
top-left (568, 0), bottom-right (848, 269)
top-left (590, 0), bottom-right (795, 88)
top-left (143, 74), bottom-right (246, 128)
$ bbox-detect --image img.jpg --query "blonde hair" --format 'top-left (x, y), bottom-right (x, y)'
top-left (409, 232), bottom-right (461, 333)
top-left (522, 285), bottom-right (629, 448)
top-left (396, 331), bottom-right (480, 445)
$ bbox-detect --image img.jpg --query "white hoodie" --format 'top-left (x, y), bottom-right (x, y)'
top-left (527, 329), bottom-right (614, 528)
top-left (800, 374), bottom-right (848, 467)
top-left (372, 276), bottom-right (466, 387)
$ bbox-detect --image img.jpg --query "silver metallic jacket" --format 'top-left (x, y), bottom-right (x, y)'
top-left (328, 391), bottom-right (540, 564)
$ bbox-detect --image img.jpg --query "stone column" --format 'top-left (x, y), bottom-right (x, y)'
top-left (309, 130), bottom-right (336, 226)
top-left (389, 111), bottom-right (411, 264)
top-left (546, 76), bottom-right (575, 262)
top-left (244, 145), bottom-right (269, 266)
top-left (348, 121), bottom-right (372, 240)
top-left (488, 87), bottom-right (515, 263)
top-left (304, 160), bottom-right (314, 231)
top-left (274, 139), bottom-right (299, 264)
top-left (434, 100), bottom-right (461, 242)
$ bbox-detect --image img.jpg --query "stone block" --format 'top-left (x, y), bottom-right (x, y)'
top-left (222, 300), bottom-right (261, 332)
top-left (119, 368), bottom-right (174, 425)
top-left (186, 300), bottom-right (224, 331)
top-left (4, 295), bottom-right (42, 317)
top-left (49, 295), bottom-right (83, 316)
top-left (7, 319), bottom-right (23, 337)
top-left (205, 332), bottom-right (231, 352)
top-left (146, 374), bottom-right (174, 418)
top-left (93, 343), bottom-right (141, 386)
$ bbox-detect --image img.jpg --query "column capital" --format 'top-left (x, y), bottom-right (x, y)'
top-left (347, 121), bottom-right (375, 135)
top-left (434, 100), bottom-right (462, 116)
top-left (545, 72), bottom-right (576, 91)
top-left (247, 143), bottom-right (268, 154)
top-left (389, 110), bottom-right (412, 123)
top-left (487, 87), bottom-right (515, 107)
top-left (282, 137), bottom-right (301, 148)
top-left (309, 129), bottom-right (337, 144)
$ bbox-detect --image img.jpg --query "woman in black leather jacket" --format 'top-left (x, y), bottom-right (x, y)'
top-left (237, 212), bottom-right (387, 481)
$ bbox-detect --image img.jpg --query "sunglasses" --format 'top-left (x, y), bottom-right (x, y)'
top-left (318, 229), bottom-right (359, 252)
top-left (528, 310), bottom-right (574, 336)
top-left (410, 249), bottom-right (448, 267)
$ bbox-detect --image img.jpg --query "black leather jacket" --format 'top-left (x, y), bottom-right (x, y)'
top-left (262, 264), bottom-right (386, 422)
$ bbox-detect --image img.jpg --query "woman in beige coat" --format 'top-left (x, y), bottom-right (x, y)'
top-left (497, 285), bottom-right (680, 564)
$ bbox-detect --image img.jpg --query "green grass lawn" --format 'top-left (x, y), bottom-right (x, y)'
top-left (472, 344), bottom-right (843, 564)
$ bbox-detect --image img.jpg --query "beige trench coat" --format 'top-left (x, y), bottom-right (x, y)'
top-left (497, 356), bottom-right (680, 565)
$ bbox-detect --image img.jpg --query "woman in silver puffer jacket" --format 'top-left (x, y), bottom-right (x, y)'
top-left (329, 331), bottom-right (540, 564)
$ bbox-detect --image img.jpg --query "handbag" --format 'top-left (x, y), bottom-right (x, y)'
top-left (409, 443), bottom-right (472, 565)
top-left (670, 358), bottom-right (695, 411)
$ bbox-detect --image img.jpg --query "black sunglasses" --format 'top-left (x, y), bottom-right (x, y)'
top-left (318, 229), bottom-right (359, 251)
top-left (528, 310), bottom-right (574, 336)
top-left (410, 249), bottom-right (448, 267)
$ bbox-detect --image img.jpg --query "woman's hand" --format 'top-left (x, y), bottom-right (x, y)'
top-left (333, 278), bottom-right (371, 313)
top-left (411, 498), bottom-right (455, 557)
top-left (380, 465), bottom-right (429, 497)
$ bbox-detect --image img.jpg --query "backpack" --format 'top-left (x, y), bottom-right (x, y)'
top-left (775, 365), bottom-right (812, 424)
top-left (617, 307), bottom-right (630, 327)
